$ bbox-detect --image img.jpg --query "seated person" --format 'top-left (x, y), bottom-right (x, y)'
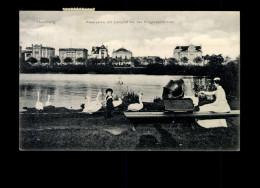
top-left (197, 77), bottom-right (231, 128)
top-left (198, 77), bottom-right (230, 113)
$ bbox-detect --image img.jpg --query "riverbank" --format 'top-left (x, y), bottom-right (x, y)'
top-left (19, 100), bottom-right (240, 151)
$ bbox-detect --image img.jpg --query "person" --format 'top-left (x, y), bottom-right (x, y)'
top-left (197, 77), bottom-right (231, 128)
top-left (105, 88), bottom-right (114, 118)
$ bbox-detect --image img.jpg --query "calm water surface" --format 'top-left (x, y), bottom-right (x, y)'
top-left (19, 74), bottom-right (208, 111)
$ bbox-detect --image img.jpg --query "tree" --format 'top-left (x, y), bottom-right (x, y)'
top-left (50, 56), bottom-right (60, 67)
top-left (208, 54), bottom-right (224, 66)
top-left (148, 59), bottom-right (153, 64)
top-left (76, 57), bottom-right (86, 63)
top-left (193, 56), bottom-right (203, 64)
top-left (203, 54), bottom-right (211, 61)
top-left (104, 57), bottom-right (109, 64)
top-left (224, 56), bottom-right (231, 64)
top-left (180, 57), bottom-right (188, 63)
top-left (155, 57), bottom-right (163, 64)
top-left (235, 55), bottom-right (240, 64)
top-left (40, 57), bottom-right (49, 64)
top-left (168, 58), bottom-right (178, 65)
top-left (132, 58), bottom-right (141, 67)
top-left (64, 57), bottom-right (73, 64)
top-left (27, 57), bottom-right (38, 64)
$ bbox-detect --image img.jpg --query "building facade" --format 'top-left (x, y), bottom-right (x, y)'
top-left (173, 45), bottom-right (203, 65)
top-left (23, 49), bottom-right (33, 61)
top-left (25, 44), bottom-right (55, 62)
top-left (112, 48), bottom-right (132, 59)
top-left (90, 45), bottom-right (108, 59)
top-left (59, 48), bottom-right (88, 64)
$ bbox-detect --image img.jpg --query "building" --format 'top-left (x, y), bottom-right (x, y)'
top-left (90, 45), bottom-right (108, 59)
top-left (134, 56), bottom-right (161, 65)
top-left (112, 48), bottom-right (132, 59)
top-left (25, 44), bottom-right (55, 62)
top-left (59, 48), bottom-right (88, 64)
top-left (163, 58), bottom-right (170, 66)
top-left (23, 49), bottom-right (33, 61)
top-left (173, 44), bottom-right (203, 65)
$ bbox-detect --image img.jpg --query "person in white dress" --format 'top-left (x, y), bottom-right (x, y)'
top-left (197, 77), bottom-right (231, 128)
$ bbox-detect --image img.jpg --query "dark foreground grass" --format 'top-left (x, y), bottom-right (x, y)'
top-left (20, 98), bottom-right (239, 151)
top-left (19, 111), bottom-right (239, 151)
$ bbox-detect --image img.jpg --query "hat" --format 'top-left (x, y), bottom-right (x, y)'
top-left (213, 77), bottom-right (221, 81)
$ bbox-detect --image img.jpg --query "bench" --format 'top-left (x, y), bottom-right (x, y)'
top-left (123, 110), bottom-right (240, 131)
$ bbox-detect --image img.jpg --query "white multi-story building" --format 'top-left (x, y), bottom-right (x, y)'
top-left (90, 45), bottom-right (108, 59)
top-left (25, 44), bottom-right (55, 61)
top-left (174, 44), bottom-right (203, 65)
top-left (59, 48), bottom-right (88, 64)
top-left (112, 48), bottom-right (132, 59)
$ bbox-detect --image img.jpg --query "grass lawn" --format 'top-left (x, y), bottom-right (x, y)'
top-left (19, 100), bottom-right (240, 151)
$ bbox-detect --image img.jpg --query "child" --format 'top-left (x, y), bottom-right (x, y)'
top-left (105, 88), bottom-right (114, 118)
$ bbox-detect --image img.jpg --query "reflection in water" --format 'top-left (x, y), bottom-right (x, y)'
top-left (19, 74), bottom-right (209, 111)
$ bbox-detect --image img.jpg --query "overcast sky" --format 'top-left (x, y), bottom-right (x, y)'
top-left (20, 11), bottom-right (240, 59)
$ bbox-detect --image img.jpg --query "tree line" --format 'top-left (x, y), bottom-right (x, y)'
top-left (20, 54), bottom-right (239, 97)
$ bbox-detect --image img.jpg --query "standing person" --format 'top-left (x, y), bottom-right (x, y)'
top-left (105, 88), bottom-right (114, 118)
top-left (197, 77), bottom-right (231, 128)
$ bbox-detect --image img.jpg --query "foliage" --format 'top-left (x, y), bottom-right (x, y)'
top-left (27, 57), bottom-right (38, 64)
top-left (64, 57), bottom-right (73, 64)
top-left (153, 96), bottom-right (162, 103)
top-left (180, 57), bottom-right (188, 63)
top-left (40, 57), bottom-right (49, 63)
top-left (168, 58), bottom-right (178, 65)
top-left (155, 57), bottom-right (163, 64)
top-left (51, 56), bottom-right (61, 63)
top-left (207, 54), bottom-right (224, 66)
top-left (132, 58), bottom-right (141, 67)
top-left (76, 57), bottom-right (86, 63)
top-left (203, 54), bottom-right (211, 60)
top-left (50, 57), bottom-right (60, 67)
top-left (193, 56), bottom-right (203, 63)
top-left (121, 90), bottom-right (140, 104)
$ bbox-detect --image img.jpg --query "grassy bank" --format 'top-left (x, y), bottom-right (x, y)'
top-left (19, 113), bottom-right (239, 151)
top-left (19, 99), bottom-right (240, 151)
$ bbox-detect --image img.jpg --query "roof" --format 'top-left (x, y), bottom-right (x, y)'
top-left (100, 45), bottom-right (107, 49)
top-left (147, 56), bottom-right (159, 58)
top-left (59, 48), bottom-right (87, 51)
top-left (32, 44), bottom-right (55, 50)
top-left (114, 48), bottom-right (131, 53)
top-left (91, 45), bottom-right (108, 54)
top-left (175, 45), bottom-right (201, 51)
top-left (22, 50), bottom-right (32, 53)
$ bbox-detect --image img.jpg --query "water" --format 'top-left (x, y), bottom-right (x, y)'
top-left (19, 74), bottom-right (208, 111)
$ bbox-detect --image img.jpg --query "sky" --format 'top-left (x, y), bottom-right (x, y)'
top-left (20, 11), bottom-right (240, 59)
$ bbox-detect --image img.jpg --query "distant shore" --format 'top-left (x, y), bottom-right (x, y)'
top-left (20, 63), bottom-right (239, 97)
